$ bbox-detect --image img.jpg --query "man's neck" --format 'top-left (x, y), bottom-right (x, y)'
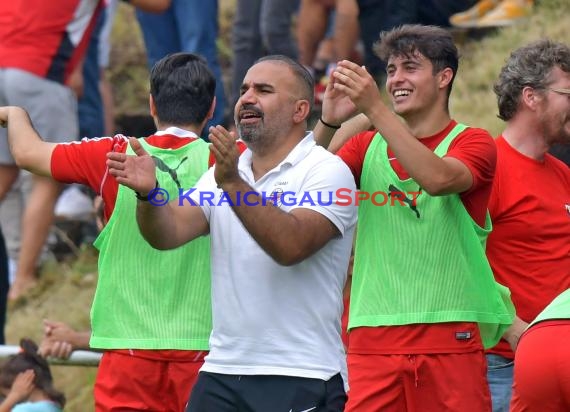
top-left (405, 108), bottom-right (451, 139)
top-left (250, 131), bottom-right (304, 181)
top-left (502, 117), bottom-right (550, 161)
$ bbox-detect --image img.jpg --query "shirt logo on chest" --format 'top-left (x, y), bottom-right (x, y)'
top-left (389, 184), bottom-right (422, 219)
top-left (269, 187), bottom-right (285, 206)
top-left (152, 156), bottom-right (188, 189)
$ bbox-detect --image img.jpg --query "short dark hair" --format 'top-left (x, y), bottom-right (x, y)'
top-left (374, 24), bottom-right (459, 98)
top-left (0, 339), bottom-right (66, 408)
top-left (255, 55), bottom-right (315, 111)
top-left (150, 52), bottom-right (216, 126)
top-left (494, 39), bottom-right (570, 121)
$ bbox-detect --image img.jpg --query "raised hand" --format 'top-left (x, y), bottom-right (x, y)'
top-left (208, 125), bottom-right (241, 188)
top-left (107, 137), bottom-right (157, 195)
top-left (321, 68), bottom-right (358, 126)
top-left (332, 60), bottom-right (383, 117)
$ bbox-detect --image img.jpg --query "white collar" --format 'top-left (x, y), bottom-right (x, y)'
top-left (154, 126), bottom-right (199, 139)
top-left (238, 131), bottom-right (315, 179)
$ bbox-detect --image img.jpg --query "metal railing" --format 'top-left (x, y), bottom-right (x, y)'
top-left (0, 345), bottom-right (101, 366)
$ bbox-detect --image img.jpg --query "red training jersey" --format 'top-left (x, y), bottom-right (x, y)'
top-left (0, 0), bottom-right (104, 85)
top-left (51, 132), bottom-right (239, 223)
top-left (51, 131), bottom-right (216, 361)
top-left (487, 136), bottom-right (570, 359)
top-left (338, 120), bottom-right (497, 354)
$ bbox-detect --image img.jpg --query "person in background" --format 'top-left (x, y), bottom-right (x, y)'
top-left (450, 0), bottom-right (534, 28)
top-left (135, 0), bottom-right (226, 133)
top-left (230, 0), bottom-right (300, 116)
top-left (296, 0), bottom-right (360, 106)
top-left (0, 0), bottom-right (105, 301)
top-left (484, 39), bottom-right (570, 412)
top-left (0, 339), bottom-right (65, 412)
top-left (356, 0), bottom-right (477, 80)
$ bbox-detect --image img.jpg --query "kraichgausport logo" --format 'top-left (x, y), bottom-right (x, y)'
top-left (143, 187), bottom-right (422, 208)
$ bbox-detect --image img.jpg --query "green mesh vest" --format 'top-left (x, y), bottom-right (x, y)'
top-left (91, 138), bottom-right (212, 350)
top-left (350, 123), bottom-right (514, 349)
top-left (530, 289), bottom-right (570, 327)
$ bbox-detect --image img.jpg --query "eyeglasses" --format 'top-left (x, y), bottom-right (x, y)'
top-left (547, 87), bottom-right (570, 96)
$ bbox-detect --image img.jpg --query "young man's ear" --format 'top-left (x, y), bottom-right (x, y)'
top-left (438, 67), bottom-right (454, 90)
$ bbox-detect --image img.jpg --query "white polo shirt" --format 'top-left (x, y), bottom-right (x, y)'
top-left (191, 133), bottom-right (357, 381)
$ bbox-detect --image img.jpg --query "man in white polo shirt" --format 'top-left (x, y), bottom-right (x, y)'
top-left (107, 55), bottom-right (357, 412)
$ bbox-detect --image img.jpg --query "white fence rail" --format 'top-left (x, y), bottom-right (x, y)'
top-left (0, 345), bottom-right (101, 366)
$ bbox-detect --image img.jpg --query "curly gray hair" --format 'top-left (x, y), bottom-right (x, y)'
top-left (494, 39), bottom-right (570, 121)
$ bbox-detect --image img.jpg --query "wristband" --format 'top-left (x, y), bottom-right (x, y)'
top-left (135, 180), bottom-right (159, 201)
top-left (319, 116), bottom-right (341, 130)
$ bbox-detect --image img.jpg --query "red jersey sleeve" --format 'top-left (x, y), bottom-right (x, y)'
top-left (51, 135), bottom-right (129, 220)
top-left (446, 127), bottom-right (497, 194)
top-left (446, 127), bottom-right (497, 226)
top-left (336, 130), bottom-right (376, 187)
top-left (336, 125), bottom-right (495, 226)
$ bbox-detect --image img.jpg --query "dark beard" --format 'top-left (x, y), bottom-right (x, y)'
top-left (238, 122), bottom-right (277, 155)
top-left (238, 123), bottom-right (262, 146)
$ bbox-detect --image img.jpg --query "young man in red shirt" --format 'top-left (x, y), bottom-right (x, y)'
top-left (316, 24), bottom-right (516, 411)
top-left (0, 53), bottom-right (228, 411)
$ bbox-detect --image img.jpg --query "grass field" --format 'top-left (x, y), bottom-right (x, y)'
top-left (5, 0), bottom-right (569, 410)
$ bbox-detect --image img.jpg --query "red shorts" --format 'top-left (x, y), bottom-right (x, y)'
top-left (345, 351), bottom-right (491, 412)
top-left (94, 349), bottom-right (207, 411)
top-left (511, 320), bottom-right (570, 412)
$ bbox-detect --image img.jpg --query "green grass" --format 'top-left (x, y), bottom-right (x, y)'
top-left (5, 0), bottom-right (569, 410)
